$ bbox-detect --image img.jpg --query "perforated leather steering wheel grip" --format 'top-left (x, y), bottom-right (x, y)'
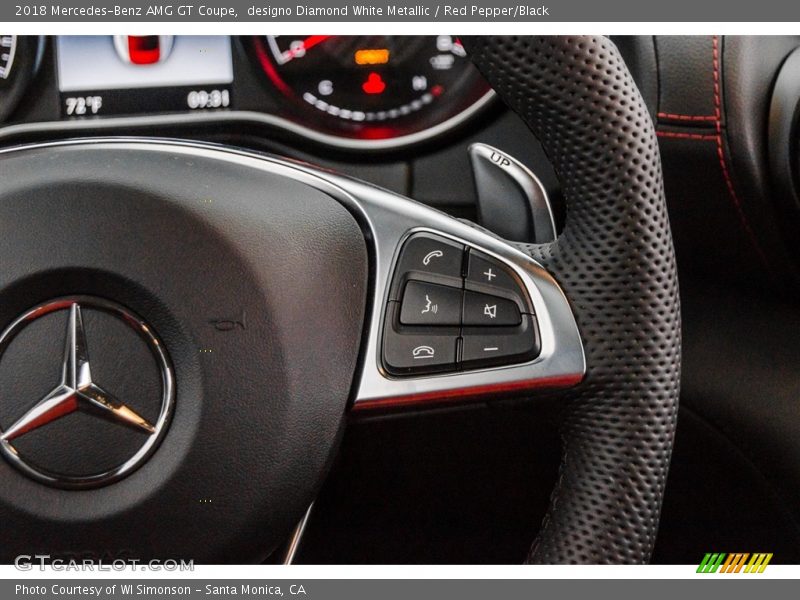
top-left (466, 36), bottom-right (681, 564)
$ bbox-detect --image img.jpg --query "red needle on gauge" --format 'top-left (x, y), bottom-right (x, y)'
top-left (283, 35), bottom-right (332, 62)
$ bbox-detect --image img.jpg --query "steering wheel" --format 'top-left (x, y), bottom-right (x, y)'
top-left (0, 36), bottom-right (680, 564)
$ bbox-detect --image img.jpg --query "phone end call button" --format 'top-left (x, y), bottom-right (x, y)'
top-left (383, 321), bottom-right (458, 375)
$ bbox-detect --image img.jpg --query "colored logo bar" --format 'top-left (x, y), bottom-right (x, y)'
top-left (697, 552), bottom-right (773, 573)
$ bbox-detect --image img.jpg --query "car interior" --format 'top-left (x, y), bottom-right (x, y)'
top-left (0, 35), bottom-right (798, 564)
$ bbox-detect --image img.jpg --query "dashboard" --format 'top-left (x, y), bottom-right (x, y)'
top-left (0, 35), bottom-right (495, 151)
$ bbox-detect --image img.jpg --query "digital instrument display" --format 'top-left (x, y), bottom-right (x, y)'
top-left (56, 36), bottom-right (233, 117)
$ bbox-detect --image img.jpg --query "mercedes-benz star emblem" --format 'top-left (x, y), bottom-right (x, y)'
top-left (0, 297), bottom-right (175, 489)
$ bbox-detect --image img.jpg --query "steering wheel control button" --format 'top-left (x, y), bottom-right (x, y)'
top-left (384, 332), bottom-right (458, 374)
top-left (463, 291), bottom-right (521, 326)
top-left (390, 232), bottom-right (465, 299)
top-left (383, 234), bottom-right (545, 376)
top-left (466, 249), bottom-right (532, 312)
top-left (383, 322), bottom-right (458, 376)
top-left (400, 280), bottom-right (463, 326)
top-left (460, 316), bottom-right (541, 368)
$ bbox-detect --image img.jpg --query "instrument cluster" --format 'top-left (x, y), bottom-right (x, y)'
top-left (0, 35), bottom-right (495, 151)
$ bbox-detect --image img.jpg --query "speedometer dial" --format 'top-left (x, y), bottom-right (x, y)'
top-left (252, 35), bottom-right (493, 146)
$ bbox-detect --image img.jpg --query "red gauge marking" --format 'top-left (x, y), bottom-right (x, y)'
top-left (254, 39), bottom-right (293, 96)
top-left (283, 35), bottom-right (332, 62)
top-left (300, 35), bottom-right (330, 53)
top-left (360, 126), bottom-right (400, 140)
top-left (362, 72), bottom-right (386, 95)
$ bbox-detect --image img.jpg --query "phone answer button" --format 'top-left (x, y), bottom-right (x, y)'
top-left (389, 232), bottom-right (465, 300)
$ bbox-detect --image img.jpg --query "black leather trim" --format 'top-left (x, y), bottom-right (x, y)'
top-left (611, 36), bottom-right (659, 120)
top-left (655, 35), bottom-right (800, 290)
top-left (466, 36), bottom-right (681, 564)
top-left (656, 36), bottom-right (718, 121)
top-left (723, 36), bottom-right (800, 280)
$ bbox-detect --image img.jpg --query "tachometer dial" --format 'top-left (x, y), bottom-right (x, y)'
top-left (252, 35), bottom-right (493, 145)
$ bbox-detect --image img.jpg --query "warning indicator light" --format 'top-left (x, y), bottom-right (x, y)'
top-left (362, 72), bottom-right (387, 95)
top-left (355, 49), bottom-right (390, 65)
